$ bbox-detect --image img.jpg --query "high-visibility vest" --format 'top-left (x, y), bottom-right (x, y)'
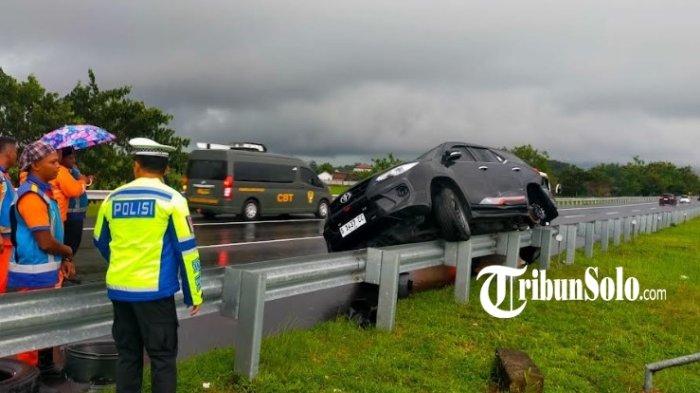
top-left (8, 177), bottom-right (64, 289)
top-left (93, 177), bottom-right (203, 306)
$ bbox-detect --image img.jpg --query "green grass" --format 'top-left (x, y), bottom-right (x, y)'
top-left (87, 201), bottom-right (101, 218)
top-left (149, 219), bottom-right (700, 392)
top-left (328, 185), bottom-right (349, 195)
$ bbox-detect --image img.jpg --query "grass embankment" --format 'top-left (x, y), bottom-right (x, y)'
top-left (328, 185), bottom-right (349, 196)
top-left (149, 219), bottom-right (700, 392)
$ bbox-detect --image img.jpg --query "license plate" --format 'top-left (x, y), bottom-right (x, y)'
top-left (340, 213), bottom-right (367, 238)
top-left (196, 188), bottom-right (211, 195)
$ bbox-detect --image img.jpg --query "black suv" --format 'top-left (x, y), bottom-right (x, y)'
top-left (324, 142), bottom-right (559, 251)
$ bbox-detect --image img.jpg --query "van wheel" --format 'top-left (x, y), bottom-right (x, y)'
top-left (433, 187), bottom-right (471, 241)
top-left (243, 200), bottom-right (260, 221)
top-left (0, 359), bottom-right (40, 393)
top-left (316, 200), bottom-right (330, 219)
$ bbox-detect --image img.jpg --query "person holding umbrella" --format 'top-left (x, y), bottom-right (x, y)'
top-left (40, 125), bottom-right (113, 265)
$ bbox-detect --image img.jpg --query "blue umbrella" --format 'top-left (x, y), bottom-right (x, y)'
top-left (41, 125), bottom-right (116, 150)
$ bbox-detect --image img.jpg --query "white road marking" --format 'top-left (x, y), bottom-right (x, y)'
top-left (632, 209), bottom-right (641, 212)
top-left (197, 235), bottom-right (323, 249)
top-left (562, 214), bottom-right (586, 219)
top-left (84, 217), bottom-right (323, 231)
top-left (605, 212), bottom-right (619, 215)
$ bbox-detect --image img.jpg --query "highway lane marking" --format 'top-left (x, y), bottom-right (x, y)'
top-left (605, 212), bottom-right (619, 215)
top-left (559, 202), bottom-right (656, 211)
top-left (562, 214), bottom-right (587, 219)
top-left (193, 218), bottom-right (322, 227)
top-left (197, 235), bottom-right (323, 249)
top-left (632, 209), bottom-right (641, 212)
top-left (84, 217), bottom-right (323, 231)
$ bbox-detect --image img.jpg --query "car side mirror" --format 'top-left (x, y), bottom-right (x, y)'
top-left (443, 150), bottom-right (462, 164)
top-left (555, 184), bottom-right (562, 195)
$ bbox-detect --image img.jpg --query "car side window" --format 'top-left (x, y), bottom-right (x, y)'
top-left (449, 146), bottom-right (477, 161)
top-left (468, 147), bottom-right (499, 162)
top-left (300, 168), bottom-right (323, 188)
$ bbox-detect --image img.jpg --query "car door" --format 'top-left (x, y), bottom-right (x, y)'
top-left (442, 145), bottom-right (494, 206)
top-left (298, 167), bottom-right (325, 213)
top-left (468, 146), bottom-right (524, 199)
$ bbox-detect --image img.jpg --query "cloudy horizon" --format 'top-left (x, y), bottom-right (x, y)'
top-left (2, 1), bottom-right (699, 167)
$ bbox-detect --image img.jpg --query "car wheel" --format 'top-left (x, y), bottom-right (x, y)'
top-left (0, 359), bottom-right (40, 393)
top-left (242, 200), bottom-right (259, 221)
top-left (316, 200), bottom-right (330, 219)
top-left (433, 187), bottom-right (471, 242)
top-left (528, 202), bottom-right (547, 226)
top-left (202, 211), bottom-right (217, 220)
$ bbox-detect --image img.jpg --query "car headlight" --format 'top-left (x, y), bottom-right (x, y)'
top-left (375, 162), bottom-right (419, 183)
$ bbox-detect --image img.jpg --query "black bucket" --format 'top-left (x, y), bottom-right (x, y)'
top-left (64, 341), bottom-right (118, 386)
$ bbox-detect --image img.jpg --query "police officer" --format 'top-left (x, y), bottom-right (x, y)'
top-left (93, 138), bottom-right (203, 393)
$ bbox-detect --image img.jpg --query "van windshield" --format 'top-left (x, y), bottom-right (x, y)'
top-left (188, 160), bottom-right (227, 180)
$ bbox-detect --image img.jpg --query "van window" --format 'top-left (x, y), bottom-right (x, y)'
top-left (468, 147), bottom-right (499, 162)
top-left (300, 168), bottom-right (324, 188)
top-left (234, 162), bottom-right (296, 183)
top-left (188, 160), bottom-right (227, 180)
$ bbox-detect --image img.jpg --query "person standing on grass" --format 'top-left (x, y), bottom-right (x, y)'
top-left (0, 136), bottom-right (18, 294)
top-left (8, 141), bottom-right (75, 372)
top-left (93, 137), bottom-right (203, 393)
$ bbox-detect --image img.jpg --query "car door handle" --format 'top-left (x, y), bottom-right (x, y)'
top-left (478, 166), bottom-right (488, 171)
top-left (511, 167), bottom-right (521, 172)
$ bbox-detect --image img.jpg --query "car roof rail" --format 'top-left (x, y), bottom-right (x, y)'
top-left (196, 142), bottom-right (268, 152)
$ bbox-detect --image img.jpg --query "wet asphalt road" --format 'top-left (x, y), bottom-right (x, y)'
top-left (72, 201), bottom-right (699, 283)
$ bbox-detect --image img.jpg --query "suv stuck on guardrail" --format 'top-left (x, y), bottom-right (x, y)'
top-left (324, 142), bottom-right (559, 251)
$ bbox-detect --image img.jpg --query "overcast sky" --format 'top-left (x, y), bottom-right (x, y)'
top-left (2, 1), bottom-right (699, 166)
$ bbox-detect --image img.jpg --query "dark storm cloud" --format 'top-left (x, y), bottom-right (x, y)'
top-left (2, 0), bottom-right (699, 165)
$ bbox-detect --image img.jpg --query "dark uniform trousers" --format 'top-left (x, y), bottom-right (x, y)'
top-left (112, 296), bottom-right (179, 393)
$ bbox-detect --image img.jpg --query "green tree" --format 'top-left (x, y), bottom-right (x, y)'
top-left (363, 153), bottom-right (402, 179)
top-left (64, 70), bottom-right (190, 188)
top-left (508, 144), bottom-right (552, 175)
top-left (0, 68), bottom-right (75, 143)
top-left (317, 162), bottom-right (335, 174)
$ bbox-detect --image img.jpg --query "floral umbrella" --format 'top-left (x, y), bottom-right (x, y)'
top-left (41, 125), bottom-right (116, 150)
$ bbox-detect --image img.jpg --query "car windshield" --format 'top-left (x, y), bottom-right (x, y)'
top-left (417, 146), bottom-right (441, 160)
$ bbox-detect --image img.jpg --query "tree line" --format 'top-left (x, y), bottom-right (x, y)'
top-left (2, 69), bottom-right (696, 195)
top-left (0, 68), bottom-right (188, 188)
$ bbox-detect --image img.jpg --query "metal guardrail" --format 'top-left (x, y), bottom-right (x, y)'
top-left (644, 352), bottom-right (700, 392)
top-left (555, 196), bottom-right (658, 206)
top-left (0, 205), bottom-right (698, 380)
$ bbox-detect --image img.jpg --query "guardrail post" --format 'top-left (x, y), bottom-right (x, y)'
top-left (506, 231), bottom-right (521, 268)
top-left (613, 218), bottom-right (622, 246)
top-left (584, 222), bottom-right (595, 258)
top-left (623, 217), bottom-right (631, 242)
top-left (535, 227), bottom-right (555, 269)
top-left (565, 225), bottom-right (577, 265)
top-left (234, 271), bottom-right (267, 380)
top-left (646, 214), bottom-right (653, 233)
top-left (639, 215), bottom-right (646, 234)
top-left (454, 240), bottom-right (473, 303)
top-left (376, 251), bottom-right (401, 331)
top-left (600, 220), bottom-right (610, 252)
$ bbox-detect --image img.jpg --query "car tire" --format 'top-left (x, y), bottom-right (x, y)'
top-left (0, 359), bottom-right (40, 393)
top-left (202, 211), bottom-right (217, 220)
top-left (242, 199), bottom-right (260, 221)
top-left (433, 187), bottom-right (471, 242)
top-left (315, 200), bottom-right (330, 219)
